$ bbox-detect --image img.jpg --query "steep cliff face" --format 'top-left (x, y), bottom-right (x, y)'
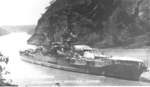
top-left (28, 0), bottom-right (150, 48)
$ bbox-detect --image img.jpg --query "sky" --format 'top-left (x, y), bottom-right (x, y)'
top-left (0, 0), bottom-right (52, 26)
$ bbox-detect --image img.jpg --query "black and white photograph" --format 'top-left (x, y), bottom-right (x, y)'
top-left (0, 0), bottom-right (150, 86)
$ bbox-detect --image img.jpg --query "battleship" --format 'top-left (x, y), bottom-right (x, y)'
top-left (19, 44), bottom-right (148, 81)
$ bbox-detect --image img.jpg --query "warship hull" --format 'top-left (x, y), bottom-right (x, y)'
top-left (20, 53), bottom-right (146, 81)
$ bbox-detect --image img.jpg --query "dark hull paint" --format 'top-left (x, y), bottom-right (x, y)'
top-left (20, 53), bottom-right (144, 81)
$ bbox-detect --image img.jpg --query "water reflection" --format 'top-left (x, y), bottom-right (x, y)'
top-left (0, 32), bottom-right (150, 86)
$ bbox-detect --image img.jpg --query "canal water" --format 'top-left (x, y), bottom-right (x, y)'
top-left (0, 32), bottom-right (150, 86)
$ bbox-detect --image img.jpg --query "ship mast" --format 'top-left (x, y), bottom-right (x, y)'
top-left (62, 3), bottom-right (78, 50)
top-left (67, 5), bottom-right (73, 33)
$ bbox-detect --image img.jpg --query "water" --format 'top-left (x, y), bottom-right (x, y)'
top-left (0, 32), bottom-right (150, 86)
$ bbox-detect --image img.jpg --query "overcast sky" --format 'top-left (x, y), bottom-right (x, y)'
top-left (0, 0), bottom-right (51, 26)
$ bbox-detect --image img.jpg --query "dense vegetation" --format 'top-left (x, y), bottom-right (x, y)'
top-left (28, 0), bottom-right (150, 48)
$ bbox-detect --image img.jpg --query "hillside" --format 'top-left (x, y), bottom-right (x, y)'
top-left (0, 28), bottom-right (9, 36)
top-left (28, 0), bottom-right (150, 48)
top-left (1, 25), bottom-right (35, 35)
